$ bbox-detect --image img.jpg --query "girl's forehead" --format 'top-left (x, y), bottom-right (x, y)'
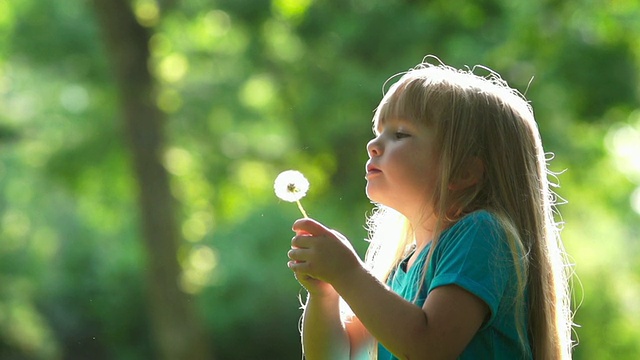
top-left (375, 85), bottom-right (428, 128)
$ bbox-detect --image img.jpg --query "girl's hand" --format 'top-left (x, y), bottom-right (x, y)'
top-left (290, 267), bottom-right (336, 298)
top-left (287, 218), bottom-right (363, 294)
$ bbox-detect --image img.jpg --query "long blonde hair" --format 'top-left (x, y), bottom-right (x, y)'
top-left (364, 59), bottom-right (574, 359)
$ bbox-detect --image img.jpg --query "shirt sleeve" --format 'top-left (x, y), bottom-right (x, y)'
top-left (427, 211), bottom-right (515, 327)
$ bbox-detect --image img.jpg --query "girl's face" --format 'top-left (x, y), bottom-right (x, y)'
top-left (365, 117), bottom-right (440, 222)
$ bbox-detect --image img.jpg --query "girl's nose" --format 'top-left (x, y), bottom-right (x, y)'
top-left (367, 138), bottom-right (381, 157)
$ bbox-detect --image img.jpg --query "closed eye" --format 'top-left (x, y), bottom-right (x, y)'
top-left (394, 132), bottom-right (410, 139)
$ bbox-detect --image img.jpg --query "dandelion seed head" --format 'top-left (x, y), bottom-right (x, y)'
top-left (274, 170), bottom-right (309, 202)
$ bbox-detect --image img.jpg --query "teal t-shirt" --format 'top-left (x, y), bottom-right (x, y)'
top-left (378, 210), bottom-right (531, 359)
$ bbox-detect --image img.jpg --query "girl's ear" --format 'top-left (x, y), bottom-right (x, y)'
top-left (448, 157), bottom-right (484, 191)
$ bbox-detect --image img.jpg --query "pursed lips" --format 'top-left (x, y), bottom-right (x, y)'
top-left (365, 162), bottom-right (382, 178)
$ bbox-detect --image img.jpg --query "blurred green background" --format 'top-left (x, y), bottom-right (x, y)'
top-left (1, 0), bottom-right (639, 359)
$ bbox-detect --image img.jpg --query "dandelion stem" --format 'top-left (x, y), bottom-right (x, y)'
top-left (296, 199), bottom-right (308, 218)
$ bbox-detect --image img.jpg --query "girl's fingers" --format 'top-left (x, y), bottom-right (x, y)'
top-left (287, 248), bottom-right (309, 261)
top-left (291, 233), bottom-right (321, 248)
top-left (292, 217), bottom-right (330, 236)
top-left (288, 259), bottom-right (310, 272)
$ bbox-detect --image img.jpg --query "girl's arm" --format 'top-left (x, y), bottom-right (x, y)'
top-left (292, 254), bottom-right (371, 359)
top-left (299, 288), bottom-right (349, 359)
top-left (300, 290), bottom-right (372, 360)
top-left (301, 290), bottom-right (373, 360)
top-left (345, 315), bottom-right (373, 359)
top-left (335, 266), bottom-right (488, 359)
top-left (289, 219), bottom-right (488, 359)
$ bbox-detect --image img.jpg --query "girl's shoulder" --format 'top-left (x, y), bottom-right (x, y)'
top-left (439, 210), bottom-right (506, 249)
top-left (450, 210), bottom-right (501, 233)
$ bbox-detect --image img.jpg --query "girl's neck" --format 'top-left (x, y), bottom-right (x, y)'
top-left (406, 217), bottom-right (440, 271)
top-left (414, 228), bottom-right (432, 247)
top-left (413, 217), bottom-right (437, 248)
top-left (406, 226), bottom-right (434, 272)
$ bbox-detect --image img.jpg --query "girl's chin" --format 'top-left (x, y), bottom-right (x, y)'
top-left (365, 187), bottom-right (384, 205)
top-left (365, 185), bottom-right (376, 199)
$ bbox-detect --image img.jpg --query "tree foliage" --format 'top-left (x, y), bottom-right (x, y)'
top-left (0, 0), bottom-right (639, 359)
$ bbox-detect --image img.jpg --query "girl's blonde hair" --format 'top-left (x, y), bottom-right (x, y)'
top-left (364, 59), bottom-right (574, 359)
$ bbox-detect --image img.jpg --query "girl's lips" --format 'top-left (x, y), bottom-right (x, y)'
top-left (366, 163), bottom-right (382, 178)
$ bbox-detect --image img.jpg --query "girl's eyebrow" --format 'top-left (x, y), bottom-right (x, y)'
top-left (386, 117), bottom-right (418, 129)
top-left (374, 117), bottom-right (415, 134)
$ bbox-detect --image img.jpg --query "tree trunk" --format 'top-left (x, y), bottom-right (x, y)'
top-left (90, 0), bottom-right (211, 359)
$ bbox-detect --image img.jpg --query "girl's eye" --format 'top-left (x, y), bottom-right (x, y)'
top-left (394, 132), bottom-right (410, 139)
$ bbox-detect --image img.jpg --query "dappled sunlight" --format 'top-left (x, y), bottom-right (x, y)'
top-left (272, 0), bottom-right (314, 23)
top-left (170, 9), bottom-right (248, 56)
top-left (0, 1), bottom-right (14, 30)
top-left (605, 111), bottom-right (640, 214)
top-left (606, 114), bottom-right (640, 183)
top-left (560, 171), bottom-right (633, 271)
top-left (217, 160), bottom-right (274, 221)
top-left (179, 244), bottom-right (219, 294)
top-left (209, 24), bottom-right (250, 56)
top-left (157, 53), bottom-right (189, 83)
top-left (156, 87), bottom-right (182, 113)
top-left (0, 66), bottom-right (8, 95)
top-left (207, 107), bottom-right (234, 133)
top-left (239, 74), bottom-right (277, 111)
top-left (182, 210), bottom-right (215, 243)
top-left (0, 70), bottom-right (41, 122)
top-left (1, 210), bottom-right (31, 252)
top-left (59, 84), bottom-right (89, 114)
top-left (263, 19), bottom-right (305, 62)
top-left (234, 118), bottom-right (296, 159)
top-left (164, 147), bottom-right (193, 177)
top-left (190, 10), bottom-right (232, 51)
top-left (31, 227), bottom-right (59, 261)
top-left (164, 147), bottom-right (215, 220)
top-left (631, 187), bottom-right (640, 215)
top-left (204, 10), bottom-right (232, 37)
top-left (220, 131), bottom-right (249, 159)
top-left (234, 161), bottom-right (272, 194)
top-left (0, 299), bottom-right (60, 358)
top-left (149, 33), bottom-right (172, 57)
top-left (133, 0), bottom-right (159, 27)
top-left (617, 273), bottom-right (640, 320)
top-left (21, 140), bottom-right (50, 168)
top-left (217, 161), bottom-right (275, 222)
top-left (255, 132), bottom-right (291, 159)
top-left (75, 172), bottom-right (132, 234)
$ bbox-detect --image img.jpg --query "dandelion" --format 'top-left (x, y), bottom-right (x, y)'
top-left (274, 170), bottom-right (309, 218)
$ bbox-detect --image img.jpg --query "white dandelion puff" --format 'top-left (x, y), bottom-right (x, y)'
top-left (274, 170), bottom-right (309, 218)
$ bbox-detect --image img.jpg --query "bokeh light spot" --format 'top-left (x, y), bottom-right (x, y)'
top-left (272, 0), bottom-right (313, 22)
top-left (59, 84), bottom-right (89, 114)
top-left (631, 186), bottom-right (640, 215)
top-left (164, 147), bottom-right (193, 176)
top-left (134, 0), bottom-right (159, 27)
top-left (157, 87), bottom-right (183, 113)
top-left (606, 117), bottom-right (640, 183)
top-left (158, 53), bottom-right (189, 83)
top-left (239, 75), bottom-right (276, 110)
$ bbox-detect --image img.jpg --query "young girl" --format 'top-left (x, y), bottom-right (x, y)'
top-left (287, 59), bottom-right (574, 359)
